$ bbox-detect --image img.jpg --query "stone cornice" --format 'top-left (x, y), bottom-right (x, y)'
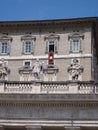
top-left (44, 33), bottom-right (60, 40)
top-left (0, 93), bottom-right (98, 102)
top-left (68, 32), bottom-right (84, 40)
top-left (0, 17), bottom-right (97, 29)
top-left (0, 35), bottom-right (13, 41)
top-left (0, 101), bottom-right (98, 111)
top-left (21, 34), bottom-right (36, 41)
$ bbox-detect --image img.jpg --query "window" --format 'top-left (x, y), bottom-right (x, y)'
top-left (44, 33), bottom-right (60, 54)
top-left (24, 41), bottom-right (32, 54)
top-left (46, 40), bottom-right (58, 53)
top-left (70, 39), bottom-right (81, 52)
top-left (68, 32), bottom-right (84, 53)
top-left (1, 42), bottom-right (9, 54)
top-left (24, 61), bottom-right (30, 67)
top-left (23, 41), bottom-right (33, 54)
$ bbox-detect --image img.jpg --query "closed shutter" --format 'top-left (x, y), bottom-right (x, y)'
top-left (22, 41), bottom-right (25, 54)
top-left (46, 40), bottom-right (48, 53)
top-left (31, 41), bottom-right (33, 54)
top-left (0, 42), bottom-right (1, 54)
top-left (79, 39), bottom-right (82, 51)
top-left (55, 40), bottom-right (58, 53)
top-left (7, 42), bottom-right (10, 54)
top-left (70, 40), bottom-right (72, 52)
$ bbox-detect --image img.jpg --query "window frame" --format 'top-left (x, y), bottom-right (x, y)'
top-left (70, 38), bottom-right (82, 53)
top-left (46, 39), bottom-right (58, 54)
top-left (23, 60), bottom-right (31, 67)
top-left (0, 41), bottom-right (10, 55)
top-left (23, 40), bottom-right (34, 55)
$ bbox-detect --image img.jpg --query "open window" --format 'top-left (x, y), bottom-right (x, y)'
top-left (44, 33), bottom-right (60, 54)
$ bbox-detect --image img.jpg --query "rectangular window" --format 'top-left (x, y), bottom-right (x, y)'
top-left (49, 44), bottom-right (54, 52)
top-left (24, 41), bottom-right (32, 54)
top-left (24, 61), bottom-right (30, 67)
top-left (1, 42), bottom-right (8, 54)
top-left (46, 40), bottom-right (58, 53)
top-left (71, 39), bottom-right (81, 52)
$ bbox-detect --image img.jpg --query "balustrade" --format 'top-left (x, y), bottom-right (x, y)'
top-left (41, 83), bottom-right (69, 93)
top-left (78, 83), bottom-right (95, 94)
top-left (0, 81), bottom-right (97, 94)
top-left (4, 82), bottom-right (32, 93)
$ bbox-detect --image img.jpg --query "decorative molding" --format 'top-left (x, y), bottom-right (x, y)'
top-left (21, 34), bottom-right (36, 41)
top-left (0, 54), bottom-right (92, 60)
top-left (68, 32), bottom-right (84, 40)
top-left (44, 33), bottom-right (60, 40)
top-left (0, 35), bottom-right (12, 41)
top-left (0, 102), bottom-right (98, 109)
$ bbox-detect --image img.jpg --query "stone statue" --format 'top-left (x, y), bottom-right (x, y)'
top-left (68, 59), bottom-right (83, 80)
top-left (32, 59), bottom-right (43, 80)
top-left (0, 59), bottom-right (10, 80)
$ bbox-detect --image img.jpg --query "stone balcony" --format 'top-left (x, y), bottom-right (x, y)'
top-left (0, 80), bottom-right (98, 94)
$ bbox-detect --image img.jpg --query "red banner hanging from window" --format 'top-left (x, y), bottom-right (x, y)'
top-left (48, 51), bottom-right (54, 64)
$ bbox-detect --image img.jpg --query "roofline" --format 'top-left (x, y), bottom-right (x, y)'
top-left (0, 16), bottom-right (97, 24)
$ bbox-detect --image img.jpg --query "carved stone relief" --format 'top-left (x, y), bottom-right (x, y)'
top-left (0, 59), bottom-right (10, 80)
top-left (32, 59), bottom-right (43, 80)
top-left (68, 59), bottom-right (83, 81)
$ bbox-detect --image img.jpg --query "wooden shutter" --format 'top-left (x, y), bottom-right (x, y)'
top-left (22, 41), bottom-right (25, 54)
top-left (7, 42), bottom-right (10, 54)
top-left (70, 40), bottom-right (72, 52)
top-left (55, 40), bottom-right (58, 53)
top-left (46, 40), bottom-right (48, 53)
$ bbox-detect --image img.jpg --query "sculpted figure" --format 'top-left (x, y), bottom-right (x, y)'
top-left (33, 59), bottom-right (43, 80)
top-left (0, 59), bottom-right (10, 80)
top-left (68, 59), bottom-right (83, 80)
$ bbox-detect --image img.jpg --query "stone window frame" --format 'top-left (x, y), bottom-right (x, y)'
top-left (21, 34), bottom-right (36, 55)
top-left (0, 35), bottom-right (12, 55)
top-left (68, 32), bottom-right (84, 53)
top-left (23, 60), bottom-right (32, 67)
top-left (44, 33), bottom-right (60, 54)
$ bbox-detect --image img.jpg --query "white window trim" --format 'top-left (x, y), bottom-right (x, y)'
top-left (70, 38), bottom-right (82, 53)
top-left (23, 60), bottom-right (32, 67)
top-left (0, 40), bottom-right (10, 55)
top-left (23, 40), bottom-right (34, 55)
top-left (46, 39), bottom-right (58, 54)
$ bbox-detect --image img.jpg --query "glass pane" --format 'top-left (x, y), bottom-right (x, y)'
top-left (24, 41), bottom-right (32, 53)
top-left (1, 42), bottom-right (8, 53)
top-left (72, 39), bottom-right (80, 52)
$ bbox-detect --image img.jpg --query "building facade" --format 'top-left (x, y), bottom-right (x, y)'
top-left (0, 17), bottom-right (98, 130)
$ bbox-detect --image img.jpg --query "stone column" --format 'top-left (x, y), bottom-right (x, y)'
top-left (26, 126), bottom-right (41, 130)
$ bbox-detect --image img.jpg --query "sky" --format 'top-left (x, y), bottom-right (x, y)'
top-left (0, 0), bottom-right (98, 21)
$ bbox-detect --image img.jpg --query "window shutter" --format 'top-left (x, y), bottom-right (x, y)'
top-left (46, 40), bottom-right (48, 53)
top-left (70, 40), bottom-right (72, 52)
top-left (22, 41), bottom-right (25, 54)
top-left (80, 40), bottom-right (82, 51)
top-left (0, 42), bottom-right (2, 54)
top-left (31, 41), bottom-right (33, 54)
top-left (55, 40), bottom-right (58, 53)
top-left (7, 42), bottom-right (10, 54)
